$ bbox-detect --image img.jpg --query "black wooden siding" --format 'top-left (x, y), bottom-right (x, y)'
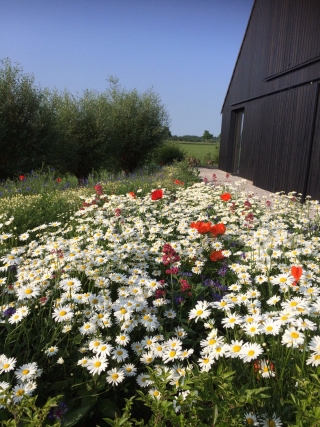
top-left (220, 0), bottom-right (320, 200)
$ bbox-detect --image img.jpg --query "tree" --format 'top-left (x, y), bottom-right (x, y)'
top-left (202, 130), bottom-right (214, 142)
top-left (53, 89), bottom-right (112, 183)
top-left (105, 79), bottom-right (170, 174)
top-left (0, 58), bottom-right (60, 179)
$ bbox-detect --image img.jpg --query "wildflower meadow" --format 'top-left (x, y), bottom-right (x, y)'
top-left (1, 166), bottom-right (320, 426)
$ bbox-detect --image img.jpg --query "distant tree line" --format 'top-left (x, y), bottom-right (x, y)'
top-left (0, 58), bottom-right (170, 181)
top-left (169, 133), bottom-right (220, 143)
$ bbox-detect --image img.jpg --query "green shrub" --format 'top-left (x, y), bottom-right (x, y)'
top-left (152, 143), bottom-right (186, 165)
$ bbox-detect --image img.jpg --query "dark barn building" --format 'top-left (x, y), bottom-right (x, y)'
top-left (219, 0), bottom-right (320, 200)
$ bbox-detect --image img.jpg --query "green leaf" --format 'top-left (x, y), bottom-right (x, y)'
top-left (62, 405), bottom-right (92, 427)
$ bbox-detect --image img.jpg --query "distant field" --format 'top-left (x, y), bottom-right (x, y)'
top-left (169, 141), bottom-right (220, 166)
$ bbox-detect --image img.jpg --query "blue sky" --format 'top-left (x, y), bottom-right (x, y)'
top-left (0, 0), bottom-right (253, 136)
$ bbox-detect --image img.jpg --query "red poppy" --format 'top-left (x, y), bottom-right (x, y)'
top-left (19, 174), bottom-right (25, 181)
top-left (210, 223), bottom-right (226, 237)
top-left (190, 221), bottom-right (212, 234)
top-left (151, 189), bottom-right (163, 200)
top-left (128, 191), bottom-right (136, 199)
top-left (94, 184), bottom-right (103, 195)
top-left (210, 250), bottom-right (225, 262)
top-left (173, 179), bottom-right (184, 185)
top-left (291, 266), bottom-right (302, 286)
top-left (56, 178), bottom-right (62, 183)
top-left (220, 192), bottom-right (232, 201)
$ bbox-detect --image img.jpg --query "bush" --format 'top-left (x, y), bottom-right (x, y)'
top-left (152, 142), bottom-right (186, 165)
top-left (0, 59), bottom-right (61, 180)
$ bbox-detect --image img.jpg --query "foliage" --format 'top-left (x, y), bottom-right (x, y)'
top-left (51, 88), bottom-right (114, 182)
top-left (151, 142), bottom-right (186, 166)
top-left (0, 59), bottom-right (61, 180)
top-left (202, 130), bottom-right (214, 141)
top-left (104, 77), bottom-right (170, 175)
top-left (1, 171), bottom-right (320, 426)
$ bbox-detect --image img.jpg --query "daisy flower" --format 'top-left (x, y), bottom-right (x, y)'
top-left (86, 356), bottom-right (108, 375)
top-left (281, 327), bottom-right (305, 348)
top-left (259, 413), bottom-right (283, 426)
top-left (261, 319), bottom-right (281, 336)
top-left (52, 305), bottom-right (74, 323)
top-left (45, 346), bottom-right (58, 357)
top-left (105, 368), bottom-right (125, 386)
top-left (112, 347), bottom-right (129, 362)
top-left (225, 340), bottom-right (244, 358)
top-left (122, 364), bottom-right (137, 376)
top-left (188, 301), bottom-right (212, 322)
top-left (149, 388), bottom-right (161, 399)
top-left (240, 343), bottom-right (264, 362)
top-left (243, 412), bottom-right (259, 426)
top-left (15, 362), bottom-right (39, 382)
top-left (0, 356), bottom-right (17, 373)
top-left (198, 354), bottom-right (215, 372)
top-left (306, 352), bottom-right (320, 366)
top-left (221, 312), bottom-right (242, 329)
top-left (136, 373), bottom-right (153, 388)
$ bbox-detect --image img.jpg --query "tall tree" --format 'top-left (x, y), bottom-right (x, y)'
top-left (0, 59), bottom-right (60, 179)
top-left (202, 130), bottom-right (214, 141)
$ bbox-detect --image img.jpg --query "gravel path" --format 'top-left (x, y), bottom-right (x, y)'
top-left (196, 167), bottom-right (274, 199)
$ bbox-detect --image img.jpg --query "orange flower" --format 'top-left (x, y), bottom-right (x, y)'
top-left (173, 179), bottom-right (184, 185)
top-left (210, 223), bottom-right (226, 237)
top-left (220, 192), bottom-right (231, 201)
top-left (291, 266), bottom-right (302, 286)
top-left (151, 189), bottom-right (163, 200)
top-left (210, 250), bottom-right (225, 262)
top-left (56, 178), bottom-right (62, 183)
top-left (128, 191), bottom-right (136, 199)
top-left (190, 221), bottom-right (212, 234)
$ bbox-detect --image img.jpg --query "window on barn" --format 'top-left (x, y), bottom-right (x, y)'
top-left (232, 109), bottom-right (245, 175)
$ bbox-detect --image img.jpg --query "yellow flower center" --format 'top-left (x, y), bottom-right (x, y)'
top-left (233, 345), bottom-right (241, 352)
top-left (203, 358), bottom-right (210, 364)
top-left (248, 350), bottom-right (255, 356)
top-left (291, 332), bottom-right (299, 339)
top-left (25, 289), bottom-right (33, 294)
top-left (94, 361), bottom-right (101, 367)
top-left (279, 278), bottom-right (287, 283)
top-left (290, 301), bottom-right (298, 306)
top-left (16, 389), bottom-right (25, 397)
top-left (112, 373), bottom-right (119, 380)
top-left (22, 369), bottom-right (29, 375)
top-left (266, 326), bottom-right (273, 331)
top-left (3, 363), bottom-right (10, 369)
top-left (59, 310), bottom-right (67, 316)
top-left (196, 309), bottom-right (203, 316)
top-left (269, 421), bottom-right (276, 427)
top-left (120, 309), bottom-right (127, 314)
top-left (169, 350), bottom-right (176, 358)
top-left (208, 339), bottom-right (216, 345)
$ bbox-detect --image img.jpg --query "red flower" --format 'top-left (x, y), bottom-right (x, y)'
top-left (151, 189), bottom-right (163, 200)
top-left (19, 174), bottom-right (25, 181)
top-left (94, 184), bottom-right (103, 195)
top-left (210, 223), bottom-right (226, 237)
top-left (173, 179), bottom-right (184, 185)
top-left (220, 192), bottom-right (231, 201)
top-left (210, 250), bottom-right (225, 262)
top-left (56, 178), bottom-right (62, 183)
top-left (190, 221), bottom-right (212, 234)
top-left (128, 191), bottom-right (136, 199)
top-left (291, 266), bottom-right (303, 286)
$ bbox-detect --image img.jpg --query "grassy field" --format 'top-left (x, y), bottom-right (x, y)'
top-left (169, 141), bottom-right (220, 166)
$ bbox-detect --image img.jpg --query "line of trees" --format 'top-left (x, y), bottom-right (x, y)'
top-left (0, 59), bottom-right (170, 181)
top-left (169, 133), bottom-right (220, 143)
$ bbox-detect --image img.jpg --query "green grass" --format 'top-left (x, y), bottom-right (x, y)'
top-left (168, 141), bottom-right (220, 166)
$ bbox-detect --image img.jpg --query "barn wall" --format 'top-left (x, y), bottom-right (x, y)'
top-left (220, 0), bottom-right (320, 200)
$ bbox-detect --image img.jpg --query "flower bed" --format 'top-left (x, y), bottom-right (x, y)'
top-left (0, 181), bottom-right (320, 426)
